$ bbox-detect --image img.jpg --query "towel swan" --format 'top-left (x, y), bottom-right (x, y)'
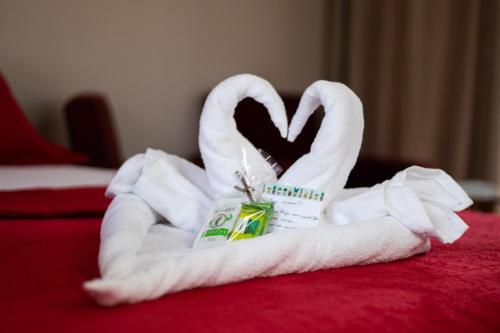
top-left (199, 74), bottom-right (288, 199)
top-left (274, 80), bottom-right (472, 242)
top-left (99, 150), bottom-right (212, 278)
top-left (85, 74), bottom-right (472, 305)
top-left (277, 81), bottom-right (364, 207)
top-left (98, 74), bottom-right (289, 279)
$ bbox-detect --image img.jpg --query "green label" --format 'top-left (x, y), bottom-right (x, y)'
top-left (203, 228), bottom-right (229, 237)
top-left (263, 183), bottom-right (325, 201)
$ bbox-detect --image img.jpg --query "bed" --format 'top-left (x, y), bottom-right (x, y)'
top-left (1, 72), bottom-right (499, 332)
top-left (1, 181), bottom-right (499, 332)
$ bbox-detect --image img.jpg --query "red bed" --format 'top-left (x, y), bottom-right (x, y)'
top-left (1, 187), bottom-right (499, 332)
top-left (1, 71), bottom-right (499, 332)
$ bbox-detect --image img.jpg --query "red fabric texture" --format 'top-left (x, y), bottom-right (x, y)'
top-left (0, 72), bottom-right (87, 165)
top-left (0, 189), bottom-right (499, 332)
top-left (0, 187), bottom-right (110, 218)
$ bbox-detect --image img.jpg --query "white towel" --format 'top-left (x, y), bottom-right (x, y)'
top-left (278, 81), bottom-right (364, 207)
top-left (85, 77), bottom-right (472, 306)
top-left (97, 148), bottom-right (213, 280)
top-left (87, 161), bottom-right (469, 306)
top-left (98, 193), bottom-right (160, 279)
top-left (107, 148), bottom-right (212, 232)
top-left (84, 214), bottom-right (429, 306)
top-left (327, 166), bottom-right (472, 243)
top-left (389, 166), bottom-right (472, 211)
top-left (199, 74), bottom-right (288, 200)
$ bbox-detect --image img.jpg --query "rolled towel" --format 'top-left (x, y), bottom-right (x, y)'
top-left (278, 81), bottom-right (364, 207)
top-left (199, 74), bottom-right (288, 200)
top-left (84, 215), bottom-right (429, 306)
top-left (99, 193), bottom-right (160, 279)
top-left (88, 166), bottom-right (468, 305)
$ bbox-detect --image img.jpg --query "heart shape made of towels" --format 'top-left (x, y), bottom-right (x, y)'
top-left (85, 74), bottom-right (472, 306)
top-left (199, 74), bottom-right (364, 209)
top-left (198, 74), bottom-right (470, 241)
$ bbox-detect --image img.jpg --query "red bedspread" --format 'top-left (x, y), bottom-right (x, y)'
top-left (1, 189), bottom-right (499, 332)
top-left (0, 187), bottom-right (111, 218)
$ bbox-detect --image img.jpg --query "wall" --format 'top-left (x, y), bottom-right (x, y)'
top-left (0, 0), bottom-right (326, 159)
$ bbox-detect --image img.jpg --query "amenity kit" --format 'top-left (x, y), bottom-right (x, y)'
top-left (84, 74), bottom-right (472, 306)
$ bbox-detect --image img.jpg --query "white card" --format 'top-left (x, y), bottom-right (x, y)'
top-left (261, 183), bottom-right (324, 232)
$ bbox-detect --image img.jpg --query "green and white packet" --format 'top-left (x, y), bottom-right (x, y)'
top-left (192, 198), bottom-right (242, 249)
top-left (193, 199), bottom-right (275, 249)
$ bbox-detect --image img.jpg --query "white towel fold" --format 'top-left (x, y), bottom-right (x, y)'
top-left (391, 166), bottom-right (471, 243)
top-left (89, 160), bottom-right (468, 306)
top-left (389, 166), bottom-right (473, 211)
top-left (107, 148), bottom-right (212, 232)
top-left (199, 74), bottom-right (288, 199)
top-left (278, 81), bottom-right (364, 206)
top-left (97, 147), bottom-right (213, 280)
top-left (327, 166), bottom-right (472, 243)
top-left (327, 184), bottom-right (434, 233)
top-left (84, 215), bottom-right (429, 306)
top-left (99, 193), bottom-right (160, 279)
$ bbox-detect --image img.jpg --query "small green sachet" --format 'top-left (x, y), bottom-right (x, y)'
top-left (228, 202), bottom-right (274, 241)
top-left (192, 198), bottom-right (241, 249)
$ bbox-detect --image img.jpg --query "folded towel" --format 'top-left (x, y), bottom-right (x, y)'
top-left (327, 166), bottom-right (472, 243)
top-left (278, 81), bottom-right (364, 207)
top-left (327, 183), bottom-right (434, 233)
top-left (98, 148), bottom-right (214, 280)
top-left (84, 214), bottom-right (429, 306)
top-left (390, 166), bottom-right (473, 211)
top-left (107, 148), bottom-right (212, 232)
top-left (98, 193), bottom-right (160, 279)
top-left (90, 160), bottom-right (470, 306)
top-left (199, 74), bottom-right (288, 199)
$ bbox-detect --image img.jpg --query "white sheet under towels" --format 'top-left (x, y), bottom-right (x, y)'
top-left (0, 165), bottom-right (115, 190)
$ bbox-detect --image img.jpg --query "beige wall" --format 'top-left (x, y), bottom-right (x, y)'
top-left (0, 0), bottom-right (325, 159)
